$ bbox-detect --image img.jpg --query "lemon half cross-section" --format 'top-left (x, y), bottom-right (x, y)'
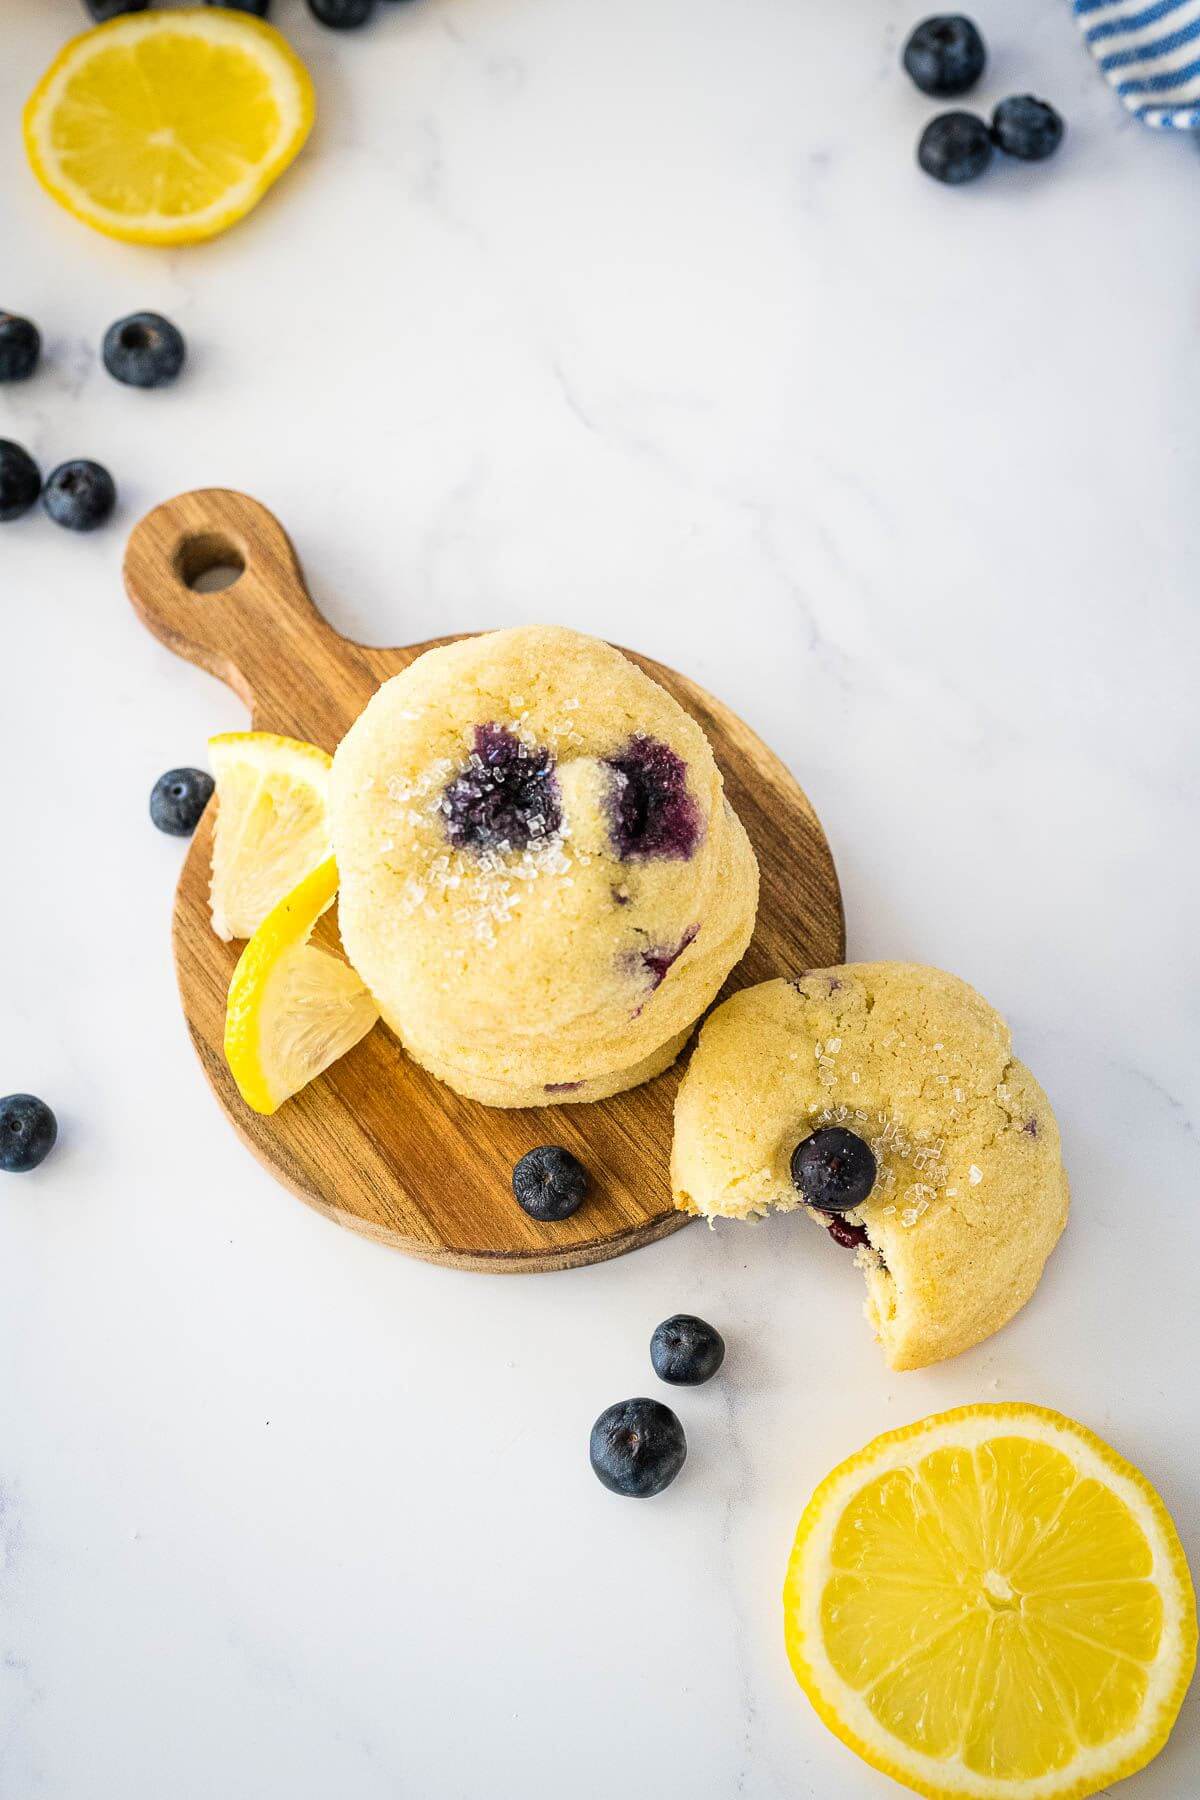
top-left (225, 857), bottom-right (379, 1116)
top-left (209, 732), bottom-right (332, 943)
top-left (23, 9), bottom-right (314, 245)
top-left (784, 1404), bottom-right (1196, 1800)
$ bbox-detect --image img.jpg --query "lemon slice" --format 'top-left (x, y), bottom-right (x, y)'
top-left (784, 1404), bottom-right (1196, 1800)
top-left (225, 857), bottom-right (379, 1115)
top-left (209, 732), bottom-right (332, 942)
top-left (23, 10), bottom-right (314, 245)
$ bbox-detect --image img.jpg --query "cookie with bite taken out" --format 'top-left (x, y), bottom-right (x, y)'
top-left (671, 964), bottom-right (1068, 1370)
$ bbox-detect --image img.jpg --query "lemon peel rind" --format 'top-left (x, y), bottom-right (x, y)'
top-left (783, 1403), bottom-right (1197, 1800)
top-left (23, 9), bottom-right (315, 246)
top-left (208, 732), bottom-right (333, 783)
top-left (224, 856), bottom-right (341, 1115)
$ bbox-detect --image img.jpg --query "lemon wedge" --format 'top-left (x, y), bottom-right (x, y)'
top-left (23, 9), bottom-right (314, 245)
top-left (225, 857), bottom-right (379, 1115)
top-left (208, 732), bottom-right (332, 942)
top-left (784, 1404), bottom-right (1196, 1800)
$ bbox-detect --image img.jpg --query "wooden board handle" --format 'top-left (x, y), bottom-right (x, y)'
top-left (123, 489), bottom-right (349, 739)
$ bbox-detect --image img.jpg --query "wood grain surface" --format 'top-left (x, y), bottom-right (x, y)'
top-left (124, 489), bottom-right (845, 1272)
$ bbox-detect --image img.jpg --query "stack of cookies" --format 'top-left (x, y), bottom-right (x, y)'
top-left (329, 626), bottom-right (759, 1107)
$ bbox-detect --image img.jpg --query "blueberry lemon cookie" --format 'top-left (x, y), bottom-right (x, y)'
top-left (329, 626), bottom-right (759, 1106)
top-left (671, 964), bottom-right (1068, 1369)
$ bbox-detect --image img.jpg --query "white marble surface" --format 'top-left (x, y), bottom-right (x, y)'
top-left (3, 1), bottom-right (1199, 1795)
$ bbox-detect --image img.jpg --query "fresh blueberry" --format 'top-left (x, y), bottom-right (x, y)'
top-left (42, 461), bottom-right (116, 532)
top-left (650, 1314), bottom-right (725, 1386)
top-left (84, 0), bottom-right (149, 17)
top-left (902, 16), bottom-right (986, 97)
top-left (442, 724), bottom-right (561, 854)
top-left (102, 313), bottom-right (186, 389)
top-left (917, 112), bottom-right (993, 185)
top-left (0, 441), bottom-right (42, 523)
top-left (205, 0), bottom-right (270, 11)
top-left (991, 96), bottom-right (1064, 162)
top-left (512, 1145), bottom-right (589, 1221)
top-left (791, 1127), bottom-right (877, 1213)
top-left (0, 1095), bottom-right (58, 1174)
top-left (589, 1398), bottom-right (687, 1498)
top-left (605, 736), bottom-right (702, 861)
top-left (306, 0), bottom-right (375, 25)
top-left (150, 767), bottom-right (215, 837)
top-left (0, 314), bottom-right (41, 383)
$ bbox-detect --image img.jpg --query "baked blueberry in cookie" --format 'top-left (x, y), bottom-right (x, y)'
top-left (605, 736), bottom-right (702, 861)
top-left (442, 723), bottom-right (561, 853)
top-left (825, 1216), bottom-right (871, 1250)
top-left (671, 963), bottom-right (1068, 1370)
top-left (791, 1126), bottom-right (877, 1213)
top-left (637, 925), bottom-right (699, 992)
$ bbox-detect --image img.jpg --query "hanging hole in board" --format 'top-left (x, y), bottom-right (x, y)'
top-left (176, 533), bottom-right (246, 593)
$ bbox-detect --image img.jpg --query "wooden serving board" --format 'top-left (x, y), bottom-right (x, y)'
top-left (124, 490), bottom-right (845, 1272)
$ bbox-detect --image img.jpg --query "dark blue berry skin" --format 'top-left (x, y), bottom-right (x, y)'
top-left (512, 1145), bottom-right (589, 1221)
top-left (590, 1399), bottom-right (686, 1498)
top-left (0, 1096), bottom-right (58, 1173)
top-left (791, 1127), bottom-right (877, 1213)
top-left (605, 736), bottom-right (701, 861)
top-left (0, 442), bottom-right (42, 523)
top-left (991, 96), bottom-right (1064, 162)
top-left (42, 461), bottom-right (116, 532)
top-left (306, 0), bottom-right (374, 25)
top-left (650, 1315), bottom-right (725, 1386)
top-left (917, 112), bottom-right (993, 185)
top-left (903, 16), bottom-right (986, 97)
top-left (84, 0), bottom-right (149, 17)
top-left (443, 724), bottom-right (561, 854)
top-left (151, 768), bottom-right (215, 837)
top-left (0, 314), bottom-right (40, 383)
top-left (102, 313), bottom-right (186, 389)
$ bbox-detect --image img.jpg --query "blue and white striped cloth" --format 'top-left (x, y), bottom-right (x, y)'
top-left (1076, 0), bottom-right (1200, 128)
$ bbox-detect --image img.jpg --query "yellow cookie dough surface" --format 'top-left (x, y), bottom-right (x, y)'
top-left (671, 964), bottom-right (1068, 1369)
top-left (329, 626), bottom-right (758, 1104)
top-left (408, 1026), bottom-right (692, 1109)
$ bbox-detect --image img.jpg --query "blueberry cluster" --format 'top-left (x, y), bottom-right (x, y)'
top-left (83, 0), bottom-right (415, 29)
top-left (2, 301), bottom-right (202, 1170)
top-left (0, 308), bottom-right (187, 530)
top-left (510, 1145), bottom-right (724, 1498)
top-left (589, 1315), bottom-right (726, 1499)
top-left (902, 16), bottom-right (1064, 186)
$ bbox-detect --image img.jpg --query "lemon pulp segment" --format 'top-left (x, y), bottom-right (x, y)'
top-left (209, 732), bottom-right (332, 943)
